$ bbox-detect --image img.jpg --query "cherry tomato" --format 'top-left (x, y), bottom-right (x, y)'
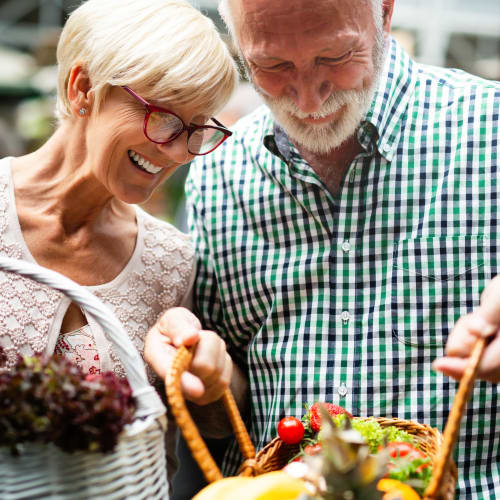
top-left (277, 416), bottom-right (305, 444)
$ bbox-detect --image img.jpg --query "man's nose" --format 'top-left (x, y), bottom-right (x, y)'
top-left (287, 75), bottom-right (332, 114)
top-left (156, 133), bottom-right (193, 165)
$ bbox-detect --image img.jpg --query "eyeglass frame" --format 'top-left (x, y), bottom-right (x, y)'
top-left (121, 86), bottom-right (232, 156)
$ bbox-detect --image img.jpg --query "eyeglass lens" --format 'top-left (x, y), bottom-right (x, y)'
top-left (147, 111), bottom-right (226, 154)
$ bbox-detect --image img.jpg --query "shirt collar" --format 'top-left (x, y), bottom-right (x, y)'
top-left (264, 37), bottom-right (417, 163)
top-left (263, 123), bottom-right (299, 166)
top-left (364, 36), bottom-right (418, 161)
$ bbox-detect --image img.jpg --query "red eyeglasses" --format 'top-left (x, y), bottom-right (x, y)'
top-left (122, 86), bottom-right (232, 156)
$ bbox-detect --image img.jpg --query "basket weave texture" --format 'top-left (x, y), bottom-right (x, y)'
top-left (0, 256), bottom-right (169, 500)
top-left (168, 345), bottom-right (459, 499)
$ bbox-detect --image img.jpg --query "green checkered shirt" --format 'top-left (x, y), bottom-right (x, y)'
top-left (186, 38), bottom-right (500, 498)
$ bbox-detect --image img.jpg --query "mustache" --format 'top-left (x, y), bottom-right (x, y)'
top-left (263, 87), bottom-right (368, 121)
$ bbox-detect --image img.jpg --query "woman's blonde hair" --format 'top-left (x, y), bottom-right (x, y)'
top-left (56, 0), bottom-right (237, 121)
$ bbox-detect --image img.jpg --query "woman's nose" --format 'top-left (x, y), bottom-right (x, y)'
top-left (156, 133), bottom-right (194, 165)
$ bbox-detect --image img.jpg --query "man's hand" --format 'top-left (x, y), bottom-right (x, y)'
top-left (144, 307), bottom-right (233, 405)
top-left (434, 275), bottom-right (500, 383)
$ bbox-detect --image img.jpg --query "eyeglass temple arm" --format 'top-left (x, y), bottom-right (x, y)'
top-left (211, 117), bottom-right (232, 134)
top-left (122, 86), bottom-right (150, 107)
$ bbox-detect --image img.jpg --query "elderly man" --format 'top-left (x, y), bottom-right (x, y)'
top-left (146, 0), bottom-right (500, 497)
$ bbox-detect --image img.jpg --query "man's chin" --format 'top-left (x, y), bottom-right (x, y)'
top-left (274, 113), bottom-right (354, 155)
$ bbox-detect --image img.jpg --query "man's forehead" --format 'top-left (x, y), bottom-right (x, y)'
top-left (231, 0), bottom-right (367, 35)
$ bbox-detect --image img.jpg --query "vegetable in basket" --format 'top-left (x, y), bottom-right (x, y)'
top-left (0, 348), bottom-right (135, 455)
top-left (280, 404), bottom-right (431, 498)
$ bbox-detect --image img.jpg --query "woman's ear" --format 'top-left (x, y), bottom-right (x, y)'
top-left (67, 64), bottom-right (93, 117)
top-left (382, 0), bottom-right (395, 34)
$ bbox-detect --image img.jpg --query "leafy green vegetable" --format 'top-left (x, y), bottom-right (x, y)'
top-left (385, 426), bottom-right (415, 444)
top-left (329, 415), bottom-right (415, 453)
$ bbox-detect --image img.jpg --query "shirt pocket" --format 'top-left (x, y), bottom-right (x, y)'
top-left (391, 235), bottom-right (485, 349)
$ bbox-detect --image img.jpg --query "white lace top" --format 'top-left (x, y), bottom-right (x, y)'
top-left (0, 156), bottom-right (195, 379)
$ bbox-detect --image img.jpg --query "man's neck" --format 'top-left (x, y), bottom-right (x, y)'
top-left (294, 134), bottom-right (363, 196)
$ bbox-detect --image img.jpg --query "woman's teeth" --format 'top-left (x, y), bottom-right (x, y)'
top-left (128, 150), bottom-right (162, 174)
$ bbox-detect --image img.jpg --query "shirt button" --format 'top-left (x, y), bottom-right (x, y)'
top-left (383, 144), bottom-right (391, 153)
top-left (341, 241), bottom-right (351, 253)
top-left (338, 383), bottom-right (348, 397)
top-left (341, 311), bottom-right (351, 324)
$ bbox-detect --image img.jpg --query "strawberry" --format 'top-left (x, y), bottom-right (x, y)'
top-left (308, 402), bottom-right (353, 432)
top-left (303, 443), bottom-right (322, 455)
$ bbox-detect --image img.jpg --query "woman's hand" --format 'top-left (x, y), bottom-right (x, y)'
top-left (434, 275), bottom-right (500, 383)
top-left (144, 307), bottom-right (233, 405)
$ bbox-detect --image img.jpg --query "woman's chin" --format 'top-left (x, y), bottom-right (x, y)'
top-left (115, 188), bottom-right (154, 205)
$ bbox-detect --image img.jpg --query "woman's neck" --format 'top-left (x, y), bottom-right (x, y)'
top-left (11, 124), bottom-right (127, 235)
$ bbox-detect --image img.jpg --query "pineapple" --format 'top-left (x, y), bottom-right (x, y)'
top-left (301, 405), bottom-right (389, 500)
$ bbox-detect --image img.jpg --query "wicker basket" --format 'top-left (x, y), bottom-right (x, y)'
top-left (166, 343), bottom-right (488, 500)
top-left (0, 256), bottom-right (169, 499)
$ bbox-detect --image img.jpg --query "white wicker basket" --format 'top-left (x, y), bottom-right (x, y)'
top-left (0, 256), bottom-right (169, 499)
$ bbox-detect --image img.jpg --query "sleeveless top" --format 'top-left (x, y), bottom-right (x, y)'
top-left (0, 157), bottom-right (195, 380)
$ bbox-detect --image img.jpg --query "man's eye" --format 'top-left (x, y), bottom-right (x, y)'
top-left (262, 62), bottom-right (293, 72)
top-left (318, 51), bottom-right (352, 65)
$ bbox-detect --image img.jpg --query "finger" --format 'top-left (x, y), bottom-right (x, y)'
top-left (181, 371), bottom-right (206, 401)
top-left (199, 348), bottom-right (232, 395)
top-left (194, 351), bottom-right (233, 405)
top-left (446, 314), bottom-right (483, 357)
top-left (432, 356), bottom-right (469, 380)
top-left (478, 275), bottom-right (500, 331)
top-left (435, 337), bottom-right (500, 384)
top-left (221, 351), bottom-right (233, 388)
top-left (189, 330), bottom-right (227, 381)
top-left (144, 326), bottom-right (176, 379)
top-left (156, 307), bottom-right (202, 347)
top-left (476, 335), bottom-right (500, 383)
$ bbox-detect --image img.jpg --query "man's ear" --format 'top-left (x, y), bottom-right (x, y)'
top-left (67, 64), bottom-right (93, 117)
top-left (382, 0), bottom-right (395, 33)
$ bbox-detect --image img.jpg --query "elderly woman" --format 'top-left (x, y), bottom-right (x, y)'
top-left (0, 0), bottom-right (237, 381)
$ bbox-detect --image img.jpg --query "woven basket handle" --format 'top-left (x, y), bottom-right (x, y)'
top-left (166, 345), bottom-right (256, 483)
top-left (424, 337), bottom-right (487, 499)
top-left (0, 256), bottom-right (165, 421)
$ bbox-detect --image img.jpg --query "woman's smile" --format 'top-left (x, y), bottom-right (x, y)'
top-left (127, 150), bottom-right (162, 175)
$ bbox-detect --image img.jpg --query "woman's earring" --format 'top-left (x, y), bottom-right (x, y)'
top-left (79, 108), bottom-right (86, 116)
